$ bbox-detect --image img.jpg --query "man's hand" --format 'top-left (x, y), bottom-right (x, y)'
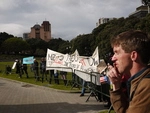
top-left (107, 64), bottom-right (122, 91)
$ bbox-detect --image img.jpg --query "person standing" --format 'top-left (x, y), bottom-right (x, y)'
top-left (40, 57), bottom-right (47, 83)
top-left (49, 70), bottom-right (54, 84)
top-left (22, 64), bottom-right (29, 78)
top-left (60, 71), bottom-right (67, 86)
top-left (54, 70), bottom-right (59, 84)
top-left (16, 59), bottom-right (22, 78)
top-left (80, 79), bottom-right (87, 96)
top-left (33, 59), bottom-right (39, 81)
top-left (107, 30), bottom-right (150, 113)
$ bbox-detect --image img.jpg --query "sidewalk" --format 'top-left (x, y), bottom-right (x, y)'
top-left (0, 78), bottom-right (107, 113)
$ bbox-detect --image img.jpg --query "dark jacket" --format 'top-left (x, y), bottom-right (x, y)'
top-left (110, 67), bottom-right (150, 113)
top-left (33, 61), bottom-right (39, 70)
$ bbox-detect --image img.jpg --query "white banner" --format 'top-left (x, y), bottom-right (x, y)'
top-left (75, 47), bottom-right (99, 73)
top-left (12, 62), bottom-right (17, 69)
top-left (46, 49), bottom-right (72, 72)
top-left (46, 47), bottom-right (100, 82)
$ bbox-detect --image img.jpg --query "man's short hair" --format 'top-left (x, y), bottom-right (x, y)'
top-left (111, 30), bottom-right (150, 64)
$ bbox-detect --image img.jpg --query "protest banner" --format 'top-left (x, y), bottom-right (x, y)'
top-left (73, 47), bottom-right (100, 81)
top-left (75, 47), bottom-right (99, 73)
top-left (23, 56), bottom-right (34, 64)
top-left (46, 47), bottom-right (99, 72)
top-left (46, 49), bottom-right (73, 72)
top-left (46, 47), bottom-right (101, 82)
top-left (12, 61), bottom-right (17, 69)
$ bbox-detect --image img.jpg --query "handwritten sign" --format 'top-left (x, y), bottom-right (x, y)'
top-left (46, 47), bottom-right (99, 73)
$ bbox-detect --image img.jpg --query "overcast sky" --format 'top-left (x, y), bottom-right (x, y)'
top-left (0, 0), bottom-right (142, 40)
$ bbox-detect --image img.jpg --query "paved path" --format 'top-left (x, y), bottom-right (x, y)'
top-left (0, 78), bottom-right (107, 113)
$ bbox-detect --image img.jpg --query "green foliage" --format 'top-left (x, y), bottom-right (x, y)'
top-left (34, 49), bottom-right (46, 56)
top-left (71, 34), bottom-right (93, 56)
top-left (0, 32), bottom-right (14, 47)
top-left (26, 38), bottom-right (48, 55)
top-left (1, 37), bottom-right (30, 54)
top-left (98, 110), bottom-right (115, 113)
top-left (47, 38), bottom-right (67, 52)
top-left (141, 0), bottom-right (150, 5)
top-left (57, 41), bottom-right (71, 54)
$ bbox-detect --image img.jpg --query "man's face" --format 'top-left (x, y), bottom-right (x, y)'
top-left (111, 45), bottom-right (132, 74)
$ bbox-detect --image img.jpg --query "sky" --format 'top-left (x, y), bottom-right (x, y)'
top-left (0, 0), bottom-right (142, 41)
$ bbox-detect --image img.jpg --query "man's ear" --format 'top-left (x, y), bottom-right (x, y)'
top-left (131, 51), bottom-right (138, 61)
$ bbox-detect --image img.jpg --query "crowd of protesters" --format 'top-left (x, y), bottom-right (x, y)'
top-left (12, 57), bottom-right (69, 85)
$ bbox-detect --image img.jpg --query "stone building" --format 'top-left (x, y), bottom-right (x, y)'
top-left (96, 18), bottom-right (115, 27)
top-left (24, 21), bottom-right (51, 42)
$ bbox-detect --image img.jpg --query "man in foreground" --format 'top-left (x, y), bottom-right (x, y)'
top-left (108, 30), bottom-right (150, 113)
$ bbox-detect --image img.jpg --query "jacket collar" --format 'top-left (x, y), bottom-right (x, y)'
top-left (127, 65), bottom-right (150, 100)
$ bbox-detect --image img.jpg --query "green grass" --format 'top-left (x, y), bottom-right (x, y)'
top-left (99, 110), bottom-right (115, 113)
top-left (0, 61), bottom-right (81, 92)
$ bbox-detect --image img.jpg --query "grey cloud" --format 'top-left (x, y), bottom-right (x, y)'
top-left (0, 0), bottom-right (142, 40)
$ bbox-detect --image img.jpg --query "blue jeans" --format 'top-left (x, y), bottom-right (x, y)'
top-left (81, 80), bottom-right (87, 94)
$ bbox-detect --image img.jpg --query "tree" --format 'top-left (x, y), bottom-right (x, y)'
top-left (26, 38), bottom-right (48, 54)
top-left (0, 32), bottom-right (14, 50)
top-left (34, 49), bottom-right (46, 56)
top-left (141, 0), bottom-right (150, 5)
top-left (71, 34), bottom-right (92, 56)
top-left (1, 37), bottom-right (30, 54)
top-left (47, 38), bottom-right (67, 52)
top-left (57, 41), bottom-right (71, 54)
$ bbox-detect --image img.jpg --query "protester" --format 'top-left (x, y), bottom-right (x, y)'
top-left (49, 70), bottom-right (54, 84)
top-left (60, 71), bottom-right (67, 85)
top-left (22, 64), bottom-right (29, 78)
top-left (80, 79), bottom-right (87, 96)
top-left (5, 65), bottom-right (11, 75)
top-left (101, 78), bottom-right (111, 107)
top-left (33, 59), bottom-right (39, 81)
top-left (40, 57), bottom-right (47, 83)
top-left (72, 73), bottom-right (80, 88)
top-left (99, 69), bottom-right (111, 108)
top-left (54, 70), bottom-right (59, 84)
top-left (30, 63), bottom-right (34, 72)
top-left (97, 65), bottom-right (111, 105)
top-left (20, 63), bottom-right (24, 75)
top-left (107, 30), bottom-right (150, 113)
top-left (16, 59), bottom-right (22, 78)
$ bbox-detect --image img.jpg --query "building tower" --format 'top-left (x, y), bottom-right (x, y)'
top-left (40, 21), bottom-right (51, 42)
top-left (28, 21), bottom-right (51, 42)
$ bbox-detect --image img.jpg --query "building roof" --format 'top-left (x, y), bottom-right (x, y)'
top-left (32, 24), bottom-right (41, 29)
top-left (129, 5), bottom-right (148, 18)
